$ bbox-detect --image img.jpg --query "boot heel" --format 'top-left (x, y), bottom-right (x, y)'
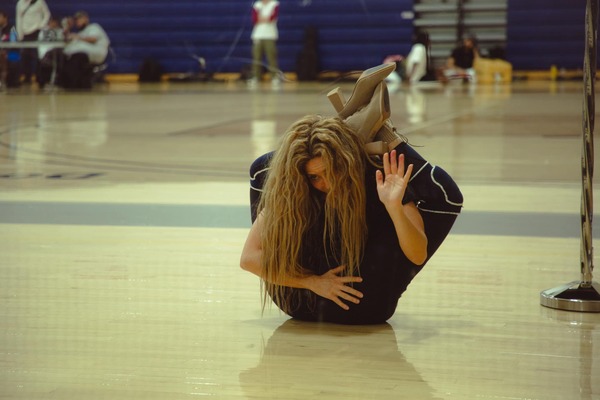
top-left (343, 82), bottom-right (390, 143)
top-left (338, 63), bottom-right (396, 119)
top-left (327, 87), bottom-right (346, 113)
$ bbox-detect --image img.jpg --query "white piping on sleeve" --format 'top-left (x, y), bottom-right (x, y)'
top-left (250, 166), bottom-right (270, 182)
top-left (409, 161), bottom-right (429, 182)
top-left (417, 206), bottom-right (461, 216)
top-left (430, 166), bottom-right (463, 207)
top-left (250, 166), bottom-right (270, 193)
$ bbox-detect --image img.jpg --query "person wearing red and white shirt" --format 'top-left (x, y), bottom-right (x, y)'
top-left (249, 0), bottom-right (280, 87)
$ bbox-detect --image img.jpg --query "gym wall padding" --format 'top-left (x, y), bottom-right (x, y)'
top-left (15, 0), bottom-right (592, 74)
top-left (42, 0), bottom-right (415, 75)
top-left (506, 0), bottom-right (588, 70)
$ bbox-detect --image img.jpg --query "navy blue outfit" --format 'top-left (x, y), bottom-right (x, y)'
top-left (249, 142), bottom-right (463, 324)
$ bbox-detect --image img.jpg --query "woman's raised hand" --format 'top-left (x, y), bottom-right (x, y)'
top-left (376, 150), bottom-right (413, 210)
top-left (305, 265), bottom-right (363, 310)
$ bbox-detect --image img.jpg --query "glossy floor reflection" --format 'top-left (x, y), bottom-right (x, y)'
top-left (1, 79), bottom-right (599, 399)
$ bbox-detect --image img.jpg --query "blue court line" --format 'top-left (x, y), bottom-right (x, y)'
top-left (0, 201), bottom-right (595, 239)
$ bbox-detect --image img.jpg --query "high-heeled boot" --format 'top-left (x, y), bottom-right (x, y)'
top-left (342, 81), bottom-right (391, 144)
top-left (330, 63), bottom-right (397, 119)
top-left (328, 65), bottom-right (406, 155)
top-left (374, 120), bottom-right (406, 152)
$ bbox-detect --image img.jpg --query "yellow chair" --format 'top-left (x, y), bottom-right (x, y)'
top-left (474, 58), bottom-right (513, 84)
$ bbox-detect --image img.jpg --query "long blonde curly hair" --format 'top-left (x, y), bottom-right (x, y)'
top-left (257, 115), bottom-right (369, 313)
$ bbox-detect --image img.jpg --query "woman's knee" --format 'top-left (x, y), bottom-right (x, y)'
top-left (249, 152), bottom-right (274, 221)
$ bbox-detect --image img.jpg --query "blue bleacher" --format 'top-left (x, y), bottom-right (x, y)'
top-left (12, 0), bottom-right (592, 74)
top-left (506, 0), bottom-right (588, 70)
top-left (42, 0), bottom-right (415, 75)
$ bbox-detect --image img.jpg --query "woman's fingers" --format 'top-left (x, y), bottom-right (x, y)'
top-left (389, 150), bottom-right (398, 175)
top-left (341, 284), bottom-right (363, 299)
top-left (404, 163), bottom-right (414, 181)
top-left (338, 291), bottom-right (361, 305)
top-left (341, 275), bottom-right (363, 284)
top-left (333, 286), bottom-right (363, 309)
top-left (334, 298), bottom-right (350, 310)
top-left (330, 267), bottom-right (364, 309)
top-left (383, 151), bottom-right (391, 176)
top-left (396, 152), bottom-right (405, 176)
top-left (383, 151), bottom-right (407, 178)
top-left (323, 265), bottom-right (365, 309)
top-left (375, 169), bottom-right (383, 187)
top-left (329, 265), bottom-right (345, 274)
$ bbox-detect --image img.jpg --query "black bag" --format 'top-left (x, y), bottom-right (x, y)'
top-left (138, 58), bottom-right (164, 82)
top-left (296, 26), bottom-right (319, 81)
top-left (6, 61), bottom-right (21, 88)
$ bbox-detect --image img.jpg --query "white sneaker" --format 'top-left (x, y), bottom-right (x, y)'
top-left (247, 78), bottom-right (258, 89)
top-left (271, 78), bottom-right (281, 89)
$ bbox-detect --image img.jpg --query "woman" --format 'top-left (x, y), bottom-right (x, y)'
top-left (241, 115), bottom-right (462, 325)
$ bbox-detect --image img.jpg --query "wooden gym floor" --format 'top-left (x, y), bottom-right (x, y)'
top-left (0, 78), bottom-right (599, 399)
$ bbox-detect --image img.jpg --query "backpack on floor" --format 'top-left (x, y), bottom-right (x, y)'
top-left (138, 58), bottom-right (164, 82)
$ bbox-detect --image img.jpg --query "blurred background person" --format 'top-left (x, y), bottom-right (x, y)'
top-left (383, 31), bottom-right (432, 88)
top-left (16, 0), bottom-right (50, 84)
top-left (61, 15), bottom-right (74, 36)
top-left (62, 11), bottom-right (109, 90)
top-left (36, 15), bottom-right (64, 89)
top-left (0, 10), bottom-right (10, 90)
top-left (0, 10), bottom-right (22, 90)
top-left (438, 35), bottom-right (479, 83)
top-left (404, 32), bottom-right (432, 84)
top-left (248, 0), bottom-right (280, 88)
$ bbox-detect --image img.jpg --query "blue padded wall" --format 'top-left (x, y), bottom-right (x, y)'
top-left (506, 0), bottom-right (587, 70)
top-left (38, 0), bottom-right (415, 75)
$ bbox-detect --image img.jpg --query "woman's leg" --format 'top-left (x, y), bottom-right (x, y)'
top-left (249, 152), bottom-right (274, 222)
top-left (396, 142), bottom-right (463, 259)
top-left (252, 40), bottom-right (264, 81)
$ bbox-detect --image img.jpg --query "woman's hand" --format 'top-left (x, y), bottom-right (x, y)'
top-left (375, 150), bottom-right (428, 265)
top-left (304, 266), bottom-right (363, 310)
top-left (376, 150), bottom-right (413, 210)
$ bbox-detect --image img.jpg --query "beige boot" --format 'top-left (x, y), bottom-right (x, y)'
top-left (342, 81), bottom-right (391, 144)
top-left (329, 63), bottom-right (397, 119)
top-left (373, 120), bottom-right (406, 152)
top-left (327, 64), bottom-right (405, 155)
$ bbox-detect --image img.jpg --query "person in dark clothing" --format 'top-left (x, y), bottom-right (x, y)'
top-left (0, 11), bottom-right (10, 89)
top-left (438, 36), bottom-right (479, 83)
top-left (62, 11), bottom-right (109, 89)
top-left (0, 11), bottom-right (21, 89)
top-left (240, 64), bottom-right (462, 325)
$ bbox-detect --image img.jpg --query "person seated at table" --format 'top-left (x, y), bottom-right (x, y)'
top-left (0, 10), bottom-right (10, 90)
top-left (0, 10), bottom-right (21, 90)
top-left (36, 15), bottom-right (64, 89)
top-left (61, 15), bottom-right (74, 36)
top-left (62, 10), bottom-right (109, 90)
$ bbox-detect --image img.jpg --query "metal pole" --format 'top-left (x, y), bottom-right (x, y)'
top-left (581, 0), bottom-right (597, 286)
top-left (540, 0), bottom-right (600, 312)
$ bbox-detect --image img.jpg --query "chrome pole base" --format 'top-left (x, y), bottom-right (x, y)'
top-left (540, 281), bottom-right (600, 312)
